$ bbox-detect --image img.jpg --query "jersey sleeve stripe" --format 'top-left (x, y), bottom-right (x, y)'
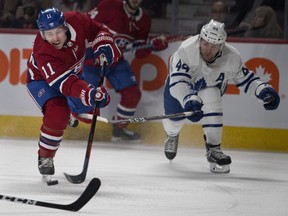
top-left (59, 74), bottom-right (76, 94)
top-left (243, 77), bottom-right (260, 93)
top-left (236, 73), bottom-right (255, 88)
top-left (169, 80), bottom-right (190, 88)
top-left (171, 72), bottom-right (191, 79)
top-left (49, 68), bottom-right (74, 87)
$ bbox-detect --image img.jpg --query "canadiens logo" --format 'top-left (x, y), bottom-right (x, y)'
top-left (38, 88), bottom-right (45, 97)
top-left (114, 34), bottom-right (133, 48)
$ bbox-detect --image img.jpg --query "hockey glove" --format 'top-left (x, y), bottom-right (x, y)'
top-left (256, 84), bottom-right (280, 110)
top-left (80, 84), bottom-right (111, 108)
top-left (150, 36), bottom-right (168, 51)
top-left (92, 31), bottom-right (121, 66)
top-left (183, 94), bottom-right (204, 122)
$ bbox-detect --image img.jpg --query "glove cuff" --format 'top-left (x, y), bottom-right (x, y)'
top-left (183, 94), bottom-right (203, 106)
top-left (255, 83), bottom-right (272, 98)
top-left (80, 84), bottom-right (95, 107)
top-left (92, 31), bottom-right (114, 49)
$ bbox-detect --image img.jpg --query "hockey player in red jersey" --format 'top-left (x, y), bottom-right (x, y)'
top-left (26, 7), bottom-right (121, 181)
top-left (79, 0), bottom-right (168, 142)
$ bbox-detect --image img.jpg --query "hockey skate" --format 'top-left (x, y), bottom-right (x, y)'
top-left (164, 134), bottom-right (179, 160)
top-left (111, 124), bottom-right (141, 143)
top-left (206, 144), bottom-right (231, 173)
top-left (38, 156), bottom-right (58, 185)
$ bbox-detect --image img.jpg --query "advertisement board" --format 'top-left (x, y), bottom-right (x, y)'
top-left (0, 33), bottom-right (287, 129)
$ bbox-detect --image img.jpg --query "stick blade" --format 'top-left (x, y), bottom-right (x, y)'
top-left (64, 172), bottom-right (86, 184)
top-left (33, 178), bottom-right (101, 211)
top-left (67, 177), bottom-right (101, 211)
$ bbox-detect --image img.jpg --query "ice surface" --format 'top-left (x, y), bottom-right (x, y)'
top-left (0, 138), bottom-right (287, 216)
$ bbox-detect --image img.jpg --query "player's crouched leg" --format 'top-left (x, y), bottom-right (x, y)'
top-left (111, 85), bottom-right (142, 143)
top-left (162, 79), bottom-right (186, 160)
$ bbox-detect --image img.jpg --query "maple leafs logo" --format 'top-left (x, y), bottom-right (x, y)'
top-left (189, 77), bottom-right (207, 92)
top-left (255, 65), bottom-right (272, 83)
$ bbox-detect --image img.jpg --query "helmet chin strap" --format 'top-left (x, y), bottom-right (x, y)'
top-left (204, 50), bottom-right (222, 64)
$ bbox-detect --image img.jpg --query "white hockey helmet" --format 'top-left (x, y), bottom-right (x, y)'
top-left (200, 19), bottom-right (227, 44)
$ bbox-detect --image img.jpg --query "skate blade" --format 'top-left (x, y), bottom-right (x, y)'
top-left (42, 175), bottom-right (59, 186)
top-left (209, 163), bottom-right (230, 173)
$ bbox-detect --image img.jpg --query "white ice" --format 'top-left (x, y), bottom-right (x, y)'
top-left (0, 138), bottom-right (287, 216)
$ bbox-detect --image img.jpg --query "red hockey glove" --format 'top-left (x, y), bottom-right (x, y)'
top-left (92, 31), bottom-right (121, 66)
top-left (80, 84), bottom-right (111, 108)
top-left (151, 36), bottom-right (168, 51)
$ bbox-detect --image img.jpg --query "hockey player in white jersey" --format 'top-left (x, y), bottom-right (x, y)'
top-left (163, 19), bottom-right (280, 173)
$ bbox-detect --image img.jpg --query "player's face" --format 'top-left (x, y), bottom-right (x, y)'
top-left (43, 26), bottom-right (67, 50)
top-left (211, 2), bottom-right (227, 23)
top-left (127, 0), bottom-right (142, 10)
top-left (199, 39), bottom-right (221, 62)
top-left (252, 12), bottom-right (265, 28)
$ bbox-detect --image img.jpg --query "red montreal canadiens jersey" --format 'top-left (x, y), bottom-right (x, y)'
top-left (88, 0), bottom-right (151, 50)
top-left (26, 11), bottom-right (105, 93)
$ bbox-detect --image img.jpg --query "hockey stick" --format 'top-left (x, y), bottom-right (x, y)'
top-left (0, 177), bottom-right (101, 211)
top-left (122, 35), bottom-right (191, 53)
top-left (78, 111), bottom-right (194, 124)
top-left (64, 59), bottom-right (107, 184)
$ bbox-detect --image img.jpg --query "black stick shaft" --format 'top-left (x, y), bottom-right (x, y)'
top-left (123, 35), bottom-right (189, 52)
top-left (64, 63), bottom-right (107, 184)
top-left (109, 111), bottom-right (194, 124)
top-left (0, 178), bottom-right (101, 211)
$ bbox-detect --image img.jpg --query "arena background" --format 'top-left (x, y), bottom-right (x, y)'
top-left (0, 30), bottom-right (287, 152)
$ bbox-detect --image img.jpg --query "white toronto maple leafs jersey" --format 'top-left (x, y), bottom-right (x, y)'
top-left (168, 35), bottom-right (264, 108)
